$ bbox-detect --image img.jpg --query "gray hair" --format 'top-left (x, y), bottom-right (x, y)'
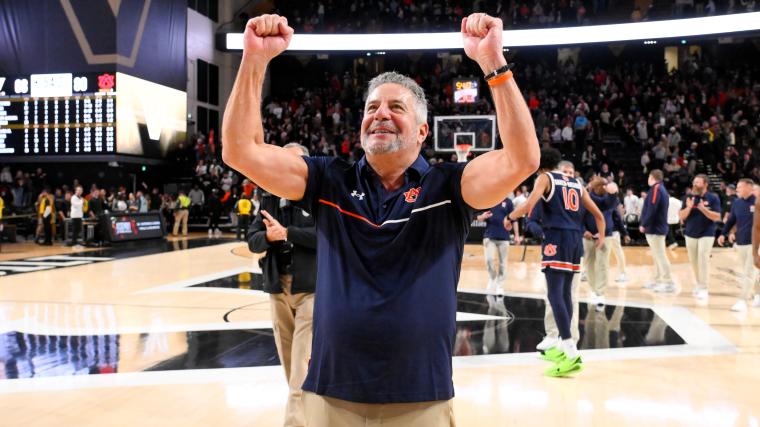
top-left (558, 160), bottom-right (575, 170)
top-left (366, 71), bottom-right (428, 125)
top-left (283, 142), bottom-right (309, 156)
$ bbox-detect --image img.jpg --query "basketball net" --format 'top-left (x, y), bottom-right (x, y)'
top-left (455, 144), bottom-right (472, 163)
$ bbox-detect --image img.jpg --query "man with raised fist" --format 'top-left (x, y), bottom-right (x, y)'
top-left (223, 13), bottom-right (539, 426)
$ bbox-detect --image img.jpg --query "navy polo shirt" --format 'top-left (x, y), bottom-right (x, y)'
top-left (483, 199), bottom-right (513, 240)
top-left (722, 195), bottom-right (756, 245)
top-left (294, 154), bottom-right (474, 404)
top-left (583, 193), bottom-right (618, 236)
top-left (683, 192), bottom-right (722, 238)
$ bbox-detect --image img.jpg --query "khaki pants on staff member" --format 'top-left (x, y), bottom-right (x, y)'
top-left (583, 238), bottom-right (611, 297)
top-left (543, 272), bottom-right (580, 342)
top-left (608, 231), bottom-right (627, 276)
top-left (685, 236), bottom-right (715, 291)
top-left (735, 245), bottom-right (759, 300)
top-left (645, 234), bottom-right (674, 284)
top-left (303, 392), bottom-right (455, 427)
top-left (270, 274), bottom-right (314, 427)
top-left (173, 208), bottom-right (189, 236)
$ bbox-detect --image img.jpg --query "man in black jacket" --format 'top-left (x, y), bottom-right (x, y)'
top-left (247, 143), bottom-right (316, 427)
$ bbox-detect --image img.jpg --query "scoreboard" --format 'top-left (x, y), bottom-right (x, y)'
top-left (0, 72), bottom-right (117, 156)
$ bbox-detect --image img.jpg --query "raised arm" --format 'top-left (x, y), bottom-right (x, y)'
top-left (222, 14), bottom-right (308, 201)
top-left (679, 196), bottom-right (694, 222)
top-left (459, 13), bottom-right (540, 210)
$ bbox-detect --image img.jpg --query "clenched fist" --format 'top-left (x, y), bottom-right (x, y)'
top-left (461, 13), bottom-right (507, 75)
top-left (243, 14), bottom-right (294, 65)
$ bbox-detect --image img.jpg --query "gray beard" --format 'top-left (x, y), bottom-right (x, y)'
top-left (361, 134), bottom-right (404, 155)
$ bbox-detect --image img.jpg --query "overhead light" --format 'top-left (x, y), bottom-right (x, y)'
top-left (225, 12), bottom-right (760, 51)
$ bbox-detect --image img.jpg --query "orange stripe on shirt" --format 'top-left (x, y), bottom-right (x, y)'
top-left (652, 183), bottom-right (659, 204)
top-left (318, 199), bottom-right (381, 228)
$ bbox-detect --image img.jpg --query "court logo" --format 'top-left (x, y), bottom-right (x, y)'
top-left (543, 244), bottom-right (557, 256)
top-left (403, 187), bottom-right (421, 203)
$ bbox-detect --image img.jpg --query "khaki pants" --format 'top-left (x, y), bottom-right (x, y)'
top-left (583, 238), bottom-right (610, 296)
top-left (609, 232), bottom-right (627, 275)
top-left (736, 245), bottom-right (759, 300)
top-left (173, 209), bottom-right (189, 236)
top-left (685, 236), bottom-right (715, 291)
top-left (270, 275), bottom-right (315, 427)
top-left (543, 272), bottom-right (580, 342)
top-left (483, 238), bottom-right (508, 291)
top-left (645, 234), bottom-right (674, 284)
top-left (303, 392), bottom-right (455, 427)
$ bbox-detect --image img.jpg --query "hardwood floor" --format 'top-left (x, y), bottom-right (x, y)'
top-left (1, 236), bottom-right (758, 426)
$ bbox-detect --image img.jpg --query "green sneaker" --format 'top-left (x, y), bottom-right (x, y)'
top-left (544, 355), bottom-right (583, 377)
top-left (541, 346), bottom-right (565, 362)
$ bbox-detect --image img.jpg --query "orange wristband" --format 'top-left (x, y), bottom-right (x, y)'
top-left (487, 70), bottom-right (513, 87)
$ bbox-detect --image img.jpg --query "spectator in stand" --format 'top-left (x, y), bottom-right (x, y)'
top-left (623, 188), bottom-right (639, 223)
top-left (722, 184), bottom-right (737, 223)
top-left (136, 191), bottom-right (149, 213)
top-left (195, 159), bottom-right (208, 178)
top-left (150, 188), bottom-right (162, 211)
top-left (599, 163), bottom-right (614, 182)
top-left (679, 174), bottom-right (721, 301)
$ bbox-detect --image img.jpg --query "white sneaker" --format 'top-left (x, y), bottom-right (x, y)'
top-left (208, 229), bottom-right (213, 237)
top-left (668, 242), bottom-right (678, 250)
top-left (643, 282), bottom-right (658, 290)
top-left (654, 283), bottom-right (676, 293)
top-left (536, 336), bottom-right (558, 352)
top-left (695, 289), bottom-right (709, 301)
top-left (615, 273), bottom-right (628, 283)
top-left (215, 229), bottom-right (222, 237)
top-left (753, 295), bottom-right (760, 307)
top-left (730, 300), bottom-right (747, 312)
top-left (589, 292), bottom-right (599, 305)
top-left (595, 295), bottom-right (606, 312)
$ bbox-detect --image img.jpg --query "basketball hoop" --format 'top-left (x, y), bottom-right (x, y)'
top-left (455, 144), bottom-right (472, 163)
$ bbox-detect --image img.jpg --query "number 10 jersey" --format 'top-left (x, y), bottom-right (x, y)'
top-left (540, 171), bottom-right (584, 231)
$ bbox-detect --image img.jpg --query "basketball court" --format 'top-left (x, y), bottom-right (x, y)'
top-left (1, 235), bottom-right (758, 426)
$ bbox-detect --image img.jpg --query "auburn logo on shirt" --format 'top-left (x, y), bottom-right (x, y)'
top-left (543, 244), bottom-right (557, 256)
top-left (404, 187), bottom-right (421, 203)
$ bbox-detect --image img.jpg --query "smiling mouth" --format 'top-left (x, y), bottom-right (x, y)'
top-left (369, 129), bottom-right (396, 135)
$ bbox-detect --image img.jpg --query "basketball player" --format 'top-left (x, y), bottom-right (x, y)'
top-left (223, 12), bottom-right (539, 425)
top-left (718, 178), bottom-right (759, 311)
top-left (536, 160), bottom-right (581, 351)
top-left (510, 148), bottom-right (605, 377)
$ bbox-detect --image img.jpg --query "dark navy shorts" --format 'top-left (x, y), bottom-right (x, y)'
top-left (541, 228), bottom-right (583, 274)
